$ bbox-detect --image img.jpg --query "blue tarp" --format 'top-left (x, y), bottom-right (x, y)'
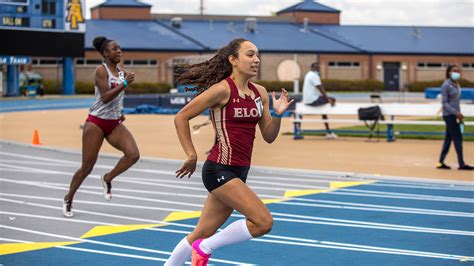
top-left (425, 87), bottom-right (474, 100)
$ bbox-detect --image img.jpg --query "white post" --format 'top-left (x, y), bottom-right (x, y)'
top-left (293, 54), bottom-right (299, 94)
top-left (293, 79), bottom-right (299, 94)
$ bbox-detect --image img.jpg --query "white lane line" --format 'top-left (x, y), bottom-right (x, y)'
top-left (0, 197), bottom-right (196, 229)
top-left (0, 164), bottom-right (65, 175)
top-left (268, 212), bottom-right (474, 236)
top-left (39, 182), bottom-right (208, 200)
top-left (3, 147), bottom-right (474, 188)
top-left (2, 154), bottom-right (472, 200)
top-left (3, 192), bottom-right (471, 237)
top-left (328, 191), bottom-right (466, 203)
top-left (288, 198), bottom-right (473, 217)
top-left (0, 227), bottom-right (246, 265)
top-left (0, 225), bottom-right (172, 256)
top-left (2, 176), bottom-right (472, 222)
top-left (0, 166), bottom-right (296, 193)
top-left (3, 162), bottom-right (472, 200)
top-left (63, 178), bottom-right (470, 211)
top-left (366, 182), bottom-right (474, 192)
top-left (0, 193), bottom-right (197, 213)
top-left (0, 151), bottom-right (177, 176)
top-left (128, 175), bottom-right (328, 190)
top-left (2, 212), bottom-right (472, 262)
top-left (0, 176), bottom-right (279, 209)
top-left (0, 178), bottom-right (204, 208)
top-left (0, 170), bottom-right (207, 193)
top-left (3, 178), bottom-right (468, 220)
top-left (4, 152), bottom-right (471, 199)
top-left (0, 238), bottom-right (172, 264)
top-left (0, 211), bottom-right (191, 236)
top-left (1, 156), bottom-right (337, 186)
top-left (2, 193), bottom-right (472, 237)
top-left (253, 238), bottom-right (473, 261)
top-left (0, 159), bottom-right (73, 167)
top-left (366, 179), bottom-right (474, 188)
top-left (341, 188), bottom-right (474, 202)
top-left (329, 190), bottom-right (474, 203)
top-left (275, 201), bottom-right (474, 218)
top-left (236, 213), bottom-right (474, 237)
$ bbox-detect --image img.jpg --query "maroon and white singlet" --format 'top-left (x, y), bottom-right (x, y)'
top-left (207, 77), bottom-right (264, 166)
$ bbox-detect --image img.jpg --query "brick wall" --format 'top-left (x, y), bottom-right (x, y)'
top-left (30, 52), bottom-right (474, 90)
top-left (90, 7), bottom-right (151, 20)
top-left (259, 53), bottom-right (317, 81)
top-left (319, 54), bottom-right (369, 80)
top-left (277, 11), bottom-right (340, 24)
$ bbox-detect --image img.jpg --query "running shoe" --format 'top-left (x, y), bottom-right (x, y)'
top-left (326, 132), bottom-right (338, 139)
top-left (458, 164), bottom-right (474, 170)
top-left (436, 162), bottom-right (451, 169)
top-left (62, 198), bottom-right (73, 218)
top-left (101, 174), bottom-right (112, 200)
top-left (192, 239), bottom-right (211, 266)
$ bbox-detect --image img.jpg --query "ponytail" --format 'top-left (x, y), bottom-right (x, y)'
top-left (174, 38), bottom-right (248, 93)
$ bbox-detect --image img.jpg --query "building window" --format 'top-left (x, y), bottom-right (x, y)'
top-left (328, 61), bottom-right (360, 68)
top-left (75, 58), bottom-right (103, 66)
top-left (417, 62), bottom-right (447, 69)
top-left (462, 63), bottom-right (474, 69)
top-left (41, 0), bottom-right (55, 15)
top-left (123, 59), bottom-right (159, 67)
top-left (86, 60), bottom-right (103, 65)
top-left (32, 58), bottom-right (62, 66)
top-left (75, 58), bottom-right (159, 67)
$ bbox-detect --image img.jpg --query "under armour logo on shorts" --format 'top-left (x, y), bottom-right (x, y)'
top-left (217, 176), bottom-right (225, 183)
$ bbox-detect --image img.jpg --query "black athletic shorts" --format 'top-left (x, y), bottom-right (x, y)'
top-left (202, 160), bottom-right (250, 192)
top-left (308, 96), bottom-right (332, 106)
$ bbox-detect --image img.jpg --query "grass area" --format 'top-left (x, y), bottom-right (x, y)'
top-left (288, 117), bottom-right (474, 141)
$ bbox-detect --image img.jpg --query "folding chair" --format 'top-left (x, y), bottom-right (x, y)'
top-left (358, 106), bottom-right (384, 141)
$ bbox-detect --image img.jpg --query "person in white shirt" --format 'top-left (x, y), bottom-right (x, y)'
top-left (302, 62), bottom-right (337, 139)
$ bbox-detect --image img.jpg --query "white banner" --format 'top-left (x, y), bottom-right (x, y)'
top-left (64, 0), bottom-right (85, 32)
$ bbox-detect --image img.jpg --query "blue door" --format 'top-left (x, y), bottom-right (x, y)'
top-left (383, 62), bottom-right (400, 91)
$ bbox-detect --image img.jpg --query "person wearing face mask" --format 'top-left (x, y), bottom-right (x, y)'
top-left (165, 38), bottom-right (293, 266)
top-left (62, 36), bottom-right (140, 217)
top-left (437, 64), bottom-right (473, 170)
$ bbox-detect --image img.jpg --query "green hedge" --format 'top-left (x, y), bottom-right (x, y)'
top-left (321, 79), bottom-right (383, 92)
top-left (44, 78), bottom-right (474, 94)
top-left (43, 80), bottom-right (61, 94)
top-left (76, 81), bottom-right (94, 94)
top-left (257, 79), bottom-right (384, 93)
top-left (126, 82), bottom-right (172, 94)
top-left (407, 79), bottom-right (474, 92)
top-left (256, 81), bottom-right (295, 92)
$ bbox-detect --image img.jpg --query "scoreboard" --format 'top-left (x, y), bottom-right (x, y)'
top-left (0, 0), bottom-right (85, 57)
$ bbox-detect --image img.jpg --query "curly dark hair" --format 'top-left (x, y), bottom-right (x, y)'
top-left (92, 36), bottom-right (113, 56)
top-left (174, 38), bottom-right (248, 93)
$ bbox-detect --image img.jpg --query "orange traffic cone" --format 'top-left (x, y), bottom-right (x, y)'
top-left (32, 129), bottom-right (41, 145)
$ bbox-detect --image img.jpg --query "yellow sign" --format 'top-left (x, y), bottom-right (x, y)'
top-left (65, 0), bottom-right (85, 31)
